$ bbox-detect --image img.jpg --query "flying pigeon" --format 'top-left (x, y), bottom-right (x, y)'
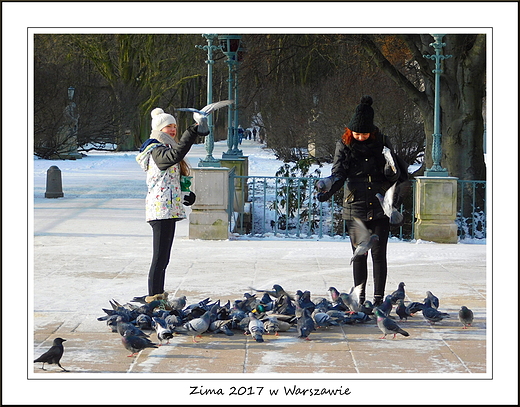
top-left (175, 99), bottom-right (234, 133)
top-left (121, 330), bottom-right (158, 357)
top-left (458, 306), bottom-right (474, 329)
top-left (34, 338), bottom-right (68, 372)
top-left (376, 183), bottom-right (404, 225)
top-left (374, 308), bottom-right (410, 339)
top-left (152, 317), bottom-right (174, 345)
top-left (390, 282), bottom-right (406, 304)
top-left (296, 305), bottom-right (316, 340)
top-left (248, 312), bottom-right (265, 342)
top-left (424, 291), bottom-right (440, 309)
top-left (382, 146), bottom-right (397, 173)
top-left (422, 298), bottom-right (450, 324)
top-left (350, 217), bottom-right (379, 264)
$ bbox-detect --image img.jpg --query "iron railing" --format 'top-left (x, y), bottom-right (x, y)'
top-left (228, 174), bottom-right (486, 241)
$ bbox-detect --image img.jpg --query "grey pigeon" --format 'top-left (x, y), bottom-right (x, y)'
top-left (339, 283), bottom-right (371, 314)
top-left (248, 312), bottom-right (265, 342)
top-left (376, 295), bottom-right (394, 318)
top-left (312, 310), bottom-right (339, 328)
top-left (116, 315), bottom-right (149, 338)
top-left (424, 291), bottom-right (440, 309)
top-left (135, 314), bottom-right (153, 330)
top-left (296, 306), bottom-right (316, 340)
top-left (405, 301), bottom-right (424, 315)
top-left (209, 319), bottom-right (234, 336)
top-left (34, 338), bottom-right (68, 371)
top-left (374, 308), bottom-right (409, 339)
top-left (152, 317), bottom-right (174, 345)
top-left (327, 286), bottom-right (345, 303)
top-left (422, 298), bottom-right (450, 324)
top-left (121, 330), bottom-right (158, 357)
top-left (458, 306), bottom-right (474, 329)
top-left (174, 310), bottom-right (212, 342)
top-left (350, 217), bottom-right (379, 264)
top-left (395, 299), bottom-right (412, 321)
top-left (390, 282), bottom-right (406, 304)
top-left (168, 295), bottom-right (187, 311)
top-left (249, 284), bottom-right (294, 300)
top-left (375, 182), bottom-right (404, 225)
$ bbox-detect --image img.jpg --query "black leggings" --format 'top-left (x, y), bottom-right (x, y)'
top-left (148, 218), bottom-right (178, 296)
top-left (345, 217), bottom-right (390, 302)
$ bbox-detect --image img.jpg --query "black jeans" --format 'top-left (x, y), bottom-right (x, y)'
top-left (148, 218), bottom-right (178, 296)
top-left (345, 217), bottom-right (390, 302)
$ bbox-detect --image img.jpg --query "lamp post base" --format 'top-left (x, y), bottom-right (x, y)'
top-left (198, 157), bottom-right (221, 167)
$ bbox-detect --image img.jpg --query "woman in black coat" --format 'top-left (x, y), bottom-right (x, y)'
top-left (317, 96), bottom-right (403, 306)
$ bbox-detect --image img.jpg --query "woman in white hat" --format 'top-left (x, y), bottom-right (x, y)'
top-left (136, 108), bottom-right (208, 297)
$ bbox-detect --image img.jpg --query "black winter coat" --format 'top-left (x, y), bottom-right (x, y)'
top-left (327, 131), bottom-right (400, 221)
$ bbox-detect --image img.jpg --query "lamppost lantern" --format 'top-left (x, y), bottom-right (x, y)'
top-left (68, 86), bottom-right (75, 101)
top-left (219, 34), bottom-right (241, 59)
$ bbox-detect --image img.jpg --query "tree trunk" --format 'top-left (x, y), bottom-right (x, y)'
top-left (360, 34), bottom-right (486, 181)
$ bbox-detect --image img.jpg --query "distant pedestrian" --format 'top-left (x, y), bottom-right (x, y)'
top-left (136, 107), bottom-right (209, 296)
top-left (237, 125), bottom-right (244, 144)
top-left (316, 96), bottom-right (408, 306)
top-left (252, 127), bottom-right (257, 141)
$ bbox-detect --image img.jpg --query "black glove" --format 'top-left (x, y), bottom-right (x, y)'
top-left (183, 191), bottom-right (196, 206)
top-left (317, 192), bottom-right (330, 202)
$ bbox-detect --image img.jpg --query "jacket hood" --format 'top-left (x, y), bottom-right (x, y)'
top-left (136, 139), bottom-right (160, 171)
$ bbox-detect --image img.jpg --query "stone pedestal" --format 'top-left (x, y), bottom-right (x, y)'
top-left (189, 167), bottom-right (230, 240)
top-left (220, 157), bottom-right (249, 212)
top-left (414, 176), bottom-right (459, 243)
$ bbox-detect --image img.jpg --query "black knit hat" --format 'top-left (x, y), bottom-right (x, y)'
top-left (347, 95), bottom-right (375, 133)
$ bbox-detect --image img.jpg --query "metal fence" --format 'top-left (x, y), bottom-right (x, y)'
top-left (228, 173), bottom-right (486, 241)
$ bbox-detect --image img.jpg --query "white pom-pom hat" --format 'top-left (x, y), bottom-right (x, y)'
top-left (151, 108), bottom-right (176, 131)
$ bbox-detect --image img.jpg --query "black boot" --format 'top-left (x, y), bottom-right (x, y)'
top-left (373, 295), bottom-right (384, 307)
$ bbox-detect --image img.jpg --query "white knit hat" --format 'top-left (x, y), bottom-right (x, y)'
top-left (151, 108), bottom-right (176, 131)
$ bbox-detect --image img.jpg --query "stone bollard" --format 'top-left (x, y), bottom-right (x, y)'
top-left (45, 165), bottom-right (64, 198)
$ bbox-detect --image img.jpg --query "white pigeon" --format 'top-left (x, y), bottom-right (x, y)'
top-left (375, 182), bottom-right (404, 225)
top-left (151, 317), bottom-right (173, 346)
top-left (248, 312), bottom-right (265, 342)
top-left (175, 99), bottom-right (234, 132)
top-left (350, 217), bottom-right (379, 264)
top-left (382, 146), bottom-right (396, 173)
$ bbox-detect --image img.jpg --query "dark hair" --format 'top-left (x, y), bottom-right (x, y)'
top-left (341, 127), bottom-right (377, 146)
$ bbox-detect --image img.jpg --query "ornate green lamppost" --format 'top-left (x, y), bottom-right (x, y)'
top-left (219, 34), bottom-right (242, 158)
top-left (196, 34), bottom-right (221, 167)
top-left (423, 34), bottom-right (452, 177)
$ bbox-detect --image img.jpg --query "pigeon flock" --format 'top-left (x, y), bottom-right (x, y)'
top-left (91, 281), bottom-right (476, 359)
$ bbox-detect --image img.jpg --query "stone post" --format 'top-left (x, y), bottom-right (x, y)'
top-left (414, 176), bottom-right (458, 243)
top-left (45, 166), bottom-right (64, 198)
top-left (189, 167), bottom-right (230, 240)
